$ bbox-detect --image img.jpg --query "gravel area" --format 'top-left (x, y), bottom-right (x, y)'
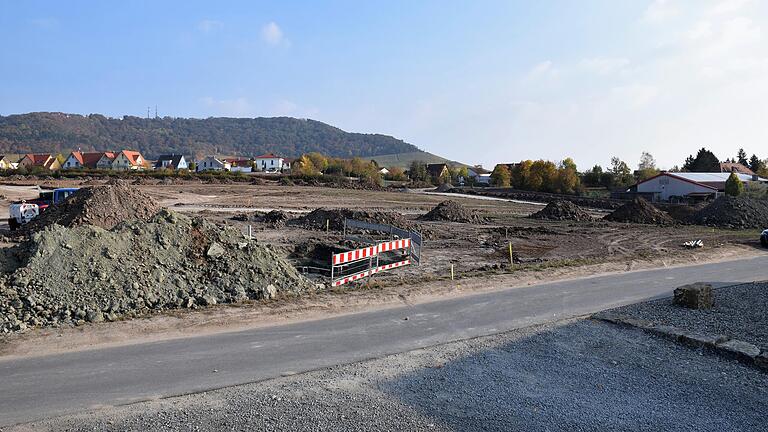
top-left (606, 282), bottom-right (768, 349)
top-left (13, 319), bottom-right (768, 432)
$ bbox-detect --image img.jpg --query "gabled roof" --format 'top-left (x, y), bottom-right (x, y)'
top-left (154, 154), bottom-right (185, 169)
top-left (23, 153), bottom-right (53, 166)
top-left (254, 153), bottom-right (281, 159)
top-left (426, 163), bottom-right (448, 176)
top-left (69, 151), bottom-right (85, 165)
top-left (0, 154), bottom-right (24, 163)
top-left (719, 162), bottom-right (754, 175)
top-left (99, 151), bottom-right (117, 161)
top-left (119, 150), bottom-right (144, 166)
top-left (634, 171), bottom-right (768, 192)
top-left (81, 152), bottom-right (105, 168)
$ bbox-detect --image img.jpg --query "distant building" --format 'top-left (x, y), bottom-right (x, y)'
top-left (719, 162), bottom-right (754, 175)
top-left (224, 158), bottom-right (253, 173)
top-left (111, 150), bottom-right (147, 170)
top-left (378, 167), bottom-right (390, 176)
top-left (0, 154), bottom-right (23, 170)
top-left (19, 153), bottom-right (61, 171)
top-left (634, 172), bottom-right (768, 202)
top-left (154, 154), bottom-right (189, 170)
top-left (426, 163), bottom-right (449, 180)
top-left (63, 151), bottom-right (106, 169)
top-left (96, 151), bottom-right (118, 170)
top-left (253, 153), bottom-right (284, 173)
top-left (196, 156), bottom-right (230, 172)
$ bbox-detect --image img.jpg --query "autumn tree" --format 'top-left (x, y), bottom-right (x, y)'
top-left (490, 164), bottom-right (511, 187)
top-left (725, 172), bottom-right (744, 196)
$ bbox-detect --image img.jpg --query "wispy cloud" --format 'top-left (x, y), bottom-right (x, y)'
top-left (643, 0), bottom-right (678, 23)
top-left (579, 57), bottom-right (630, 75)
top-left (261, 21), bottom-right (285, 45)
top-left (197, 19), bottom-right (223, 33)
top-left (526, 60), bottom-right (559, 80)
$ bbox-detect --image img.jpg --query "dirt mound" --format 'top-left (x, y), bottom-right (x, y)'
top-left (434, 183), bottom-right (455, 192)
top-left (418, 200), bottom-right (486, 223)
top-left (530, 201), bottom-right (593, 222)
top-left (604, 198), bottom-right (675, 225)
top-left (292, 208), bottom-right (412, 231)
top-left (26, 185), bottom-right (161, 231)
top-left (0, 210), bottom-right (311, 332)
top-left (691, 196), bottom-right (768, 229)
top-left (257, 210), bottom-right (290, 228)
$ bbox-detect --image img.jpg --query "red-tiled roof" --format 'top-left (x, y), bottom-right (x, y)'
top-left (24, 153), bottom-right (53, 166)
top-left (120, 150), bottom-right (143, 166)
top-left (81, 152), bottom-right (104, 168)
top-left (70, 151), bottom-right (84, 165)
top-left (254, 153), bottom-right (281, 159)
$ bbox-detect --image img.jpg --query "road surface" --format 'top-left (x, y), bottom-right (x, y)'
top-left (1, 254), bottom-right (767, 426)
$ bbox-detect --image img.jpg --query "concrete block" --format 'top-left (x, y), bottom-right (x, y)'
top-left (716, 339), bottom-right (760, 363)
top-left (673, 283), bottom-right (713, 310)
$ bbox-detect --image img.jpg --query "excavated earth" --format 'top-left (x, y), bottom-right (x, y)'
top-left (604, 198), bottom-right (676, 225)
top-left (418, 200), bottom-right (486, 224)
top-left (530, 200), bottom-right (593, 222)
top-left (26, 185), bottom-right (161, 231)
top-left (290, 208), bottom-right (414, 231)
top-left (0, 210), bottom-right (311, 333)
top-left (691, 196), bottom-right (768, 229)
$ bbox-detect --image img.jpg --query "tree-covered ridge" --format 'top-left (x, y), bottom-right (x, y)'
top-left (0, 112), bottom-right (421, 159)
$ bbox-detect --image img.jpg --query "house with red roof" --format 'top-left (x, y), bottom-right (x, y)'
top-left (253, 153), bottom-right (284, 173)
top-left (18, 153), bottom-right (61, 171)
top-left (63, 151), bottom-right (108, 169)
top-left (111, 150), bottom-right (147, 170)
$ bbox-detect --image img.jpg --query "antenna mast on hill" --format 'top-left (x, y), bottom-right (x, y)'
top-left (147, 107), bottom-right (150, 119)
top-left (155, 105), bottom-right (158, 119)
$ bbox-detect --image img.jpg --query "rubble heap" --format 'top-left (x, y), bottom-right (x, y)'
top-left (418, 200), bottom-right (486, 223)
top-left (291, 208), bottom-right (413, 231)
top-left (604, 198), bottom-right (675, 225)
top-left (691, 196), bottom-right (768, 229)
top-left (0, 210), bottom-right (310, 333)
top-left (530, 201), bottom-right (593, 222)
top-left (26, 185), bottom-right (161, 231)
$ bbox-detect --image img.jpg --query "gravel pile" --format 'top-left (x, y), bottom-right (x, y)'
top-left (26, 185), bottom-right (161, 231)
top-left (691, 196), bottom-right (768, 229)
top-left (0, 209), bottom-right (310, 333)
top-left (418, 200), bottom-right (486, 223)
top-left (603, 282), bottom-right (768, 348)
top-left (529, 200), bottom-right (593, 222)
top-left (291, 208), bottom-right (412, 231)
top-left (604, 197), bottom-right (675, 225)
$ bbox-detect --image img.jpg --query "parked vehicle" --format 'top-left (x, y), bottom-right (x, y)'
top-left (7, 188), bottom-right (79, 230)
top-left (762, 229), bottom-right (768, 248)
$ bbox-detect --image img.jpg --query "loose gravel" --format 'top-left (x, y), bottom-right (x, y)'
top-left (17, 319), bottom-right (768, 432)
top-left (604, 282), bottom-right (768, 349)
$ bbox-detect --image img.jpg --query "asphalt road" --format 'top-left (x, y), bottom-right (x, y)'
top-left (2, 254), bottom-right (768, 427)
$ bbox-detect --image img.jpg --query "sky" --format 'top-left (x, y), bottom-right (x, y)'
top-left (1, 0), bottom-right (767, 170)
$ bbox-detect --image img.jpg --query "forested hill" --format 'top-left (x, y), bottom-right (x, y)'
top-left (0, 112), bottom-right (421, 159)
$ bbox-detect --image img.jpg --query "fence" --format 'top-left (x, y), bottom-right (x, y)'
top-left (331, 219), bottom-right (422, 287)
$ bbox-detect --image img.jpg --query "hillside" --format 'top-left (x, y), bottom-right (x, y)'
top-left (0, 112), bottom-right (422, 159)
top-left (368, 151), bottom-right (466, 169)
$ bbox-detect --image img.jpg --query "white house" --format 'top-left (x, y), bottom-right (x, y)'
top-left (378, 167), bottom-right (390, 176)
top-left (96, 151), bottom-right (117, 169)
top-left (154, 154), bottom-right (188, 170)
top-left (635, 172), bottom-right (768, 202)
top-left (111, 150), bottom-right (146, 170)
top-left (196, 156), bottom-right (231, 172)
top-left (476, 174), bottom-right (492, 185)
top-left (253, 153), bottom-right (284, 173)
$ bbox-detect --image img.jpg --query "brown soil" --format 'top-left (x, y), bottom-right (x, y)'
top-left (604, 197), bottom-right (675, 225)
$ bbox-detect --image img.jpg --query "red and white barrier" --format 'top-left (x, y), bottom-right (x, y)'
top-left (332, 259), bottom-right (411, 287)
top-left (377, 238), bottom-right (411, 253)
top-left (332, 245), bottom-right (378, 265)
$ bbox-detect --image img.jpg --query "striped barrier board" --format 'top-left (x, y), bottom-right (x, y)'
top-left (332, 245), bottom-right (378, 265)
top-left (377, 238), bottom-right (411, 253)
top-left (332, 259), bottom-right (411, 287)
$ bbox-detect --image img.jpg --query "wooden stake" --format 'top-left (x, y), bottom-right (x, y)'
top-left (450, 264), bottom-right (454, 281)
top-left (326, 219), bottom-right (329, 233)
top-left (509, 242), bottom-right (514, 266)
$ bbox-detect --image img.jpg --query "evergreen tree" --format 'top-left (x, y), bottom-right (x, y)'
top-left (724, 172), bottom-right (744, 196)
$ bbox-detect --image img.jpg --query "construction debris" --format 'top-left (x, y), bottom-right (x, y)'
top-left (529, 200), bottom-right (593, 222)
top-left (691, 196), bottom-right (768, 229)
top-left (0, 210), bottom-right (310, 333)
top-left (418, 200), bottom-right (486, 224)
top-left (25, 185), bottom-right (161, 231)
top-left (291, 208), bottom-right (412, 231)
top-left (604, 198), bottom-right (675, 225)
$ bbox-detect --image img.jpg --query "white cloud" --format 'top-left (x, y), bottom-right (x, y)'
top-left (643, 0), bottom-right (678, 23)
top-left (708, 0), bottom-right (753, 15)
top-left (611, 84), bottom-right (659, 108)
top-left (527, 61), bottom-right (559, 80)
top-left (579, 57), bottom-right (630, 75)
top-left (261, 22), bottom-right (284, 45)
top-left (201, 97), bottom-right (254, 117)
top-left (197, 20), bottom-right (222, 33)
top-left (687, 21), bottom-right (713, 40)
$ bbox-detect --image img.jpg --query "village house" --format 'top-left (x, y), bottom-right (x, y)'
top-left (153, 154), bottom-right (188, 170)
top-left (111, 150), bottom-right (146, 170)
top-left (63, 151), bottom-right (107, 170)
top-left (719, 162), bottom-right (755, 175)
top-left (96, 151), bottom-right (118, 170)
top-left (18, 153), bottom-right (61, 171)
top-left (195, 156), bottom-right (230, 172)
top-left (0, 154), bottom-right (23, 170)
top-left (253, 153), bottom-right (284, 173)
top-left (426, 163), bottom-right (450, 182)
top-left (224, 158), bottom-right (253, 173)
top-left (633, 172), bottom-right (768, 202)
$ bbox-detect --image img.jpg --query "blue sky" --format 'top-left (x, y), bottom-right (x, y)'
top-left (2, 0), bottom-right (767, 169)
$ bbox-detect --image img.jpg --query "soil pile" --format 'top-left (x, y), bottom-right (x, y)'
top-left (530, 201), bottom-right (593, 222)
top-left (435, 183), bottom-right (455, 192)
top-left (256, 210), bottom-right (290, 228)
top-left (604, 198), bottom-right (675, 225)
top-left (691, 196), bottom-right (768, 229)
top-left (418, 200), bottom-right (486, 223)
top-left (26, 185), bottom-right (161, 231)
top-left (0, 210), bottom-right (310, 333)
top-left (291, 208), bottom-right (412, 231)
